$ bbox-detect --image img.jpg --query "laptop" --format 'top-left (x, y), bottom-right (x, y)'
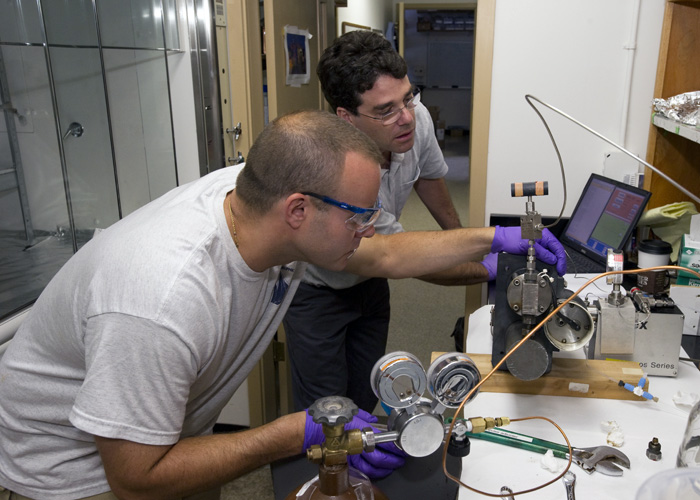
top-left (560, 173), bottom-right (651, 274)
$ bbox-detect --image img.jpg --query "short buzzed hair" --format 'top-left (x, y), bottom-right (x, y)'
top-left (236, 110), bottom-right (383, 214)
top-left (317, 31), bottom-right (407, 114)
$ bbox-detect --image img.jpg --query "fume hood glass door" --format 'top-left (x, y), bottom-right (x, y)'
top-left (98, 0), bottom-right (180, 50)
top-left (0, 0), bottom-right (180, 321)
top-left (43, 1), bottom-right (121, 232)
top-left (0, 0), bottom-right (44, 44)
top-left (98, 0), bottom-right (179, 216)
top-left (0, 0), bottom-right (74, 319)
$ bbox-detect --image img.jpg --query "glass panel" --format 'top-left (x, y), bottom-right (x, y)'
top-left (0, 0), bottom-right (43, 44)
top-left (50, 46), bottom-right (120, 231)
top-left (162, 0), bottom-right (180, 50)
top-left (98, 0), bottom-right (170, 50)
top-left (0, 45), bottom-right (72, 319)
top-left (0, 0), bottom-right (180, 322)
top-left (41, 0), bottom-right (98, 47)
top-left (103, 48), bottom-right (177, 215)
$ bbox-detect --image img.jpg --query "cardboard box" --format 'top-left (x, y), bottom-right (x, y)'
top-left (677, 234), bottom-right (700, 286)
top-left (435, 119), bottom-right (446, 148)
top-left (427, 106), bottom-right (440, 123)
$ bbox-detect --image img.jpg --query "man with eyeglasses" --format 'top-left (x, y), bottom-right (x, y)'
top-left (284, 31), bottom-right (507, 415)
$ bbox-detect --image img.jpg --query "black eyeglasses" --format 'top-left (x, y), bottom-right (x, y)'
top-left (303, 192), bottom-right (382, 232)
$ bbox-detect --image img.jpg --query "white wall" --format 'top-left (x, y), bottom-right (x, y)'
top-left (485, 0), bottom-right (665, 221)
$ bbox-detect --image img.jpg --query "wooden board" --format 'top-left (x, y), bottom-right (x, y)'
top-left (432, 352), bottom-right (650, 401)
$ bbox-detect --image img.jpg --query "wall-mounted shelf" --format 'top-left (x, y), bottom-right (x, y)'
top-left (652, 113), bottom-right (700, 144)
top-left (417, 9), bottom-right (475, 32)
top-left (644, 0), bottom-right (700, 209)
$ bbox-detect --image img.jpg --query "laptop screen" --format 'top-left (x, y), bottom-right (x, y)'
top-left (560, 174), bottom-right (651, 263)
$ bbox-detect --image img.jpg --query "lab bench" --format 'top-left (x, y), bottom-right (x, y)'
top-left (457, 290), bottom-right (700, 499)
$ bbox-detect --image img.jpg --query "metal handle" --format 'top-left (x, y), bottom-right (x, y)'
top-left (226, 122), bottom-right (242, 141)
top-left (63, 122), bottom-right (84, 140)
top-left (467, 427), bottom-right (570, 459)
top-left (227, 151), bottom-right (245, 165)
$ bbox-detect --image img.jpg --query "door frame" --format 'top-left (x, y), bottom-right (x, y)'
top-left (225, 0), bottom-right (265, 160)
top-left (222, 0), bottom-right (335, 426)
top-left (396, 1), bottom-right (495, 320)
top-left (466, 0), bottom-right (495, 317)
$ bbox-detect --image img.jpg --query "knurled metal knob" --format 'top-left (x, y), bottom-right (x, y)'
top-left (308, 396), bottom-right (358, 426)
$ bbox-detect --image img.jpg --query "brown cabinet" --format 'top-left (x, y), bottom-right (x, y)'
top-left (644, 0), bottom-right (700, 210)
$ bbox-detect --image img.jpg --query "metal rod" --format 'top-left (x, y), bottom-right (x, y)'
top-left (91, 0), bottom-right (123, 220)
top-left (36, 0), bottom-right (78, 254)
top-left (373, 431), bottom-right (400, 445)
top-left (526, 94), bottom-right (700, 206)
top-left (159, 0), bottom-right (179, 186)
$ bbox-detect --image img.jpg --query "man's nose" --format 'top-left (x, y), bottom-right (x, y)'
top-left (396, 106), bottom-right (415, 126)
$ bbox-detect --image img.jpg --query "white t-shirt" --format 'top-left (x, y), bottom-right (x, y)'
top-left (303, 102), bottom-right (448, 289)
top-left (0, 165), bottom-right (305, 500)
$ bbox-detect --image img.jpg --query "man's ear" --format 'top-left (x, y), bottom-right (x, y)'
top-left (336, 107), bottom-right (355, 126)
top-left (284, 193), bottom-right (308, 229)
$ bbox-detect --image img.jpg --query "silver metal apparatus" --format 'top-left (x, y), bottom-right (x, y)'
top-left (563, 471), bottom-right (576, 500)
top-left (294, 353), bottom-right (511, 499)
top-left (370, 351), bottom-right (482, 457)
top-left (491, 182), bottom-right (594, 380)
top-left (586, 285), bottom-right (684, 377)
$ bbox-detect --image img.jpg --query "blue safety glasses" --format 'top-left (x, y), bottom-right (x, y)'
top-left (303, 192), bottom-right (382, 233)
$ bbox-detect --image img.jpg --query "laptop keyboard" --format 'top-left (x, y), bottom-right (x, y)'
top-left (565, 248), bottom-right (604, 274)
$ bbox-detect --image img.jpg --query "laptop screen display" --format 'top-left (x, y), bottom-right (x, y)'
top-left (561, 174), bottom-right (650, 262)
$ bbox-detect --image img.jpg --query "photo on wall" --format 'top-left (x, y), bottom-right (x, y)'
top-left (284, 25), bottom-right (310, 86)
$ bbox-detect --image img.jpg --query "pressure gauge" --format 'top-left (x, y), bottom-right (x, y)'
top-left (426, 352), bottom-right (481, 408)
top-left (544, 295), bottom-right (594, 351)
top-left (371, 351), bottom-right (483, 458)
top-left (388, 400), bottom-right (446, 457)
top-left (370, 351), bottom-right (426, 409)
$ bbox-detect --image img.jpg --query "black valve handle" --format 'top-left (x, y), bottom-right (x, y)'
top-left (511, 181), bottom-right (548, 197)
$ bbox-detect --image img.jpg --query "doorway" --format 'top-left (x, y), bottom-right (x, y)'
top-left (400, 6), bottom-right (474, 183)
top-left (0, 0), bottom-right (181, 321)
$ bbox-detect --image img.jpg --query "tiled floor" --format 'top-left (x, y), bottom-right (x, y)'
top-left (221, 465), bottom-right (275, 500)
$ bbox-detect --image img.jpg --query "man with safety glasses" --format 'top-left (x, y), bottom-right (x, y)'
top-left (283, 30), bottom-right (563, 416)
top-left (0, 110), bottom-right (565, 499)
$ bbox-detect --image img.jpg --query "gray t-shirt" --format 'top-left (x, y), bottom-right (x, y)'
top-left (303, 102), bottom-right (448, 289)
top-left (0, 165), bottom-right (305, 500)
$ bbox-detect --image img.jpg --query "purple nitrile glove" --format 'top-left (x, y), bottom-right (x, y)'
top-left (480, 252), bottom-right (498, 281)
top-left (491, 226), bottom-right (567, 276)
top-left (302, 408), bottom-right (407, 479)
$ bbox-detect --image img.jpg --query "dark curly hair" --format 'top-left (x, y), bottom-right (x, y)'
top-left (317, 31), bottom-right (407, 114)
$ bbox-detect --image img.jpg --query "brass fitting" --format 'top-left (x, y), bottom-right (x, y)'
top-left (307, 427), bottom-right (366, 465)
top-left (469, 416), bottom-right (511, 434)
